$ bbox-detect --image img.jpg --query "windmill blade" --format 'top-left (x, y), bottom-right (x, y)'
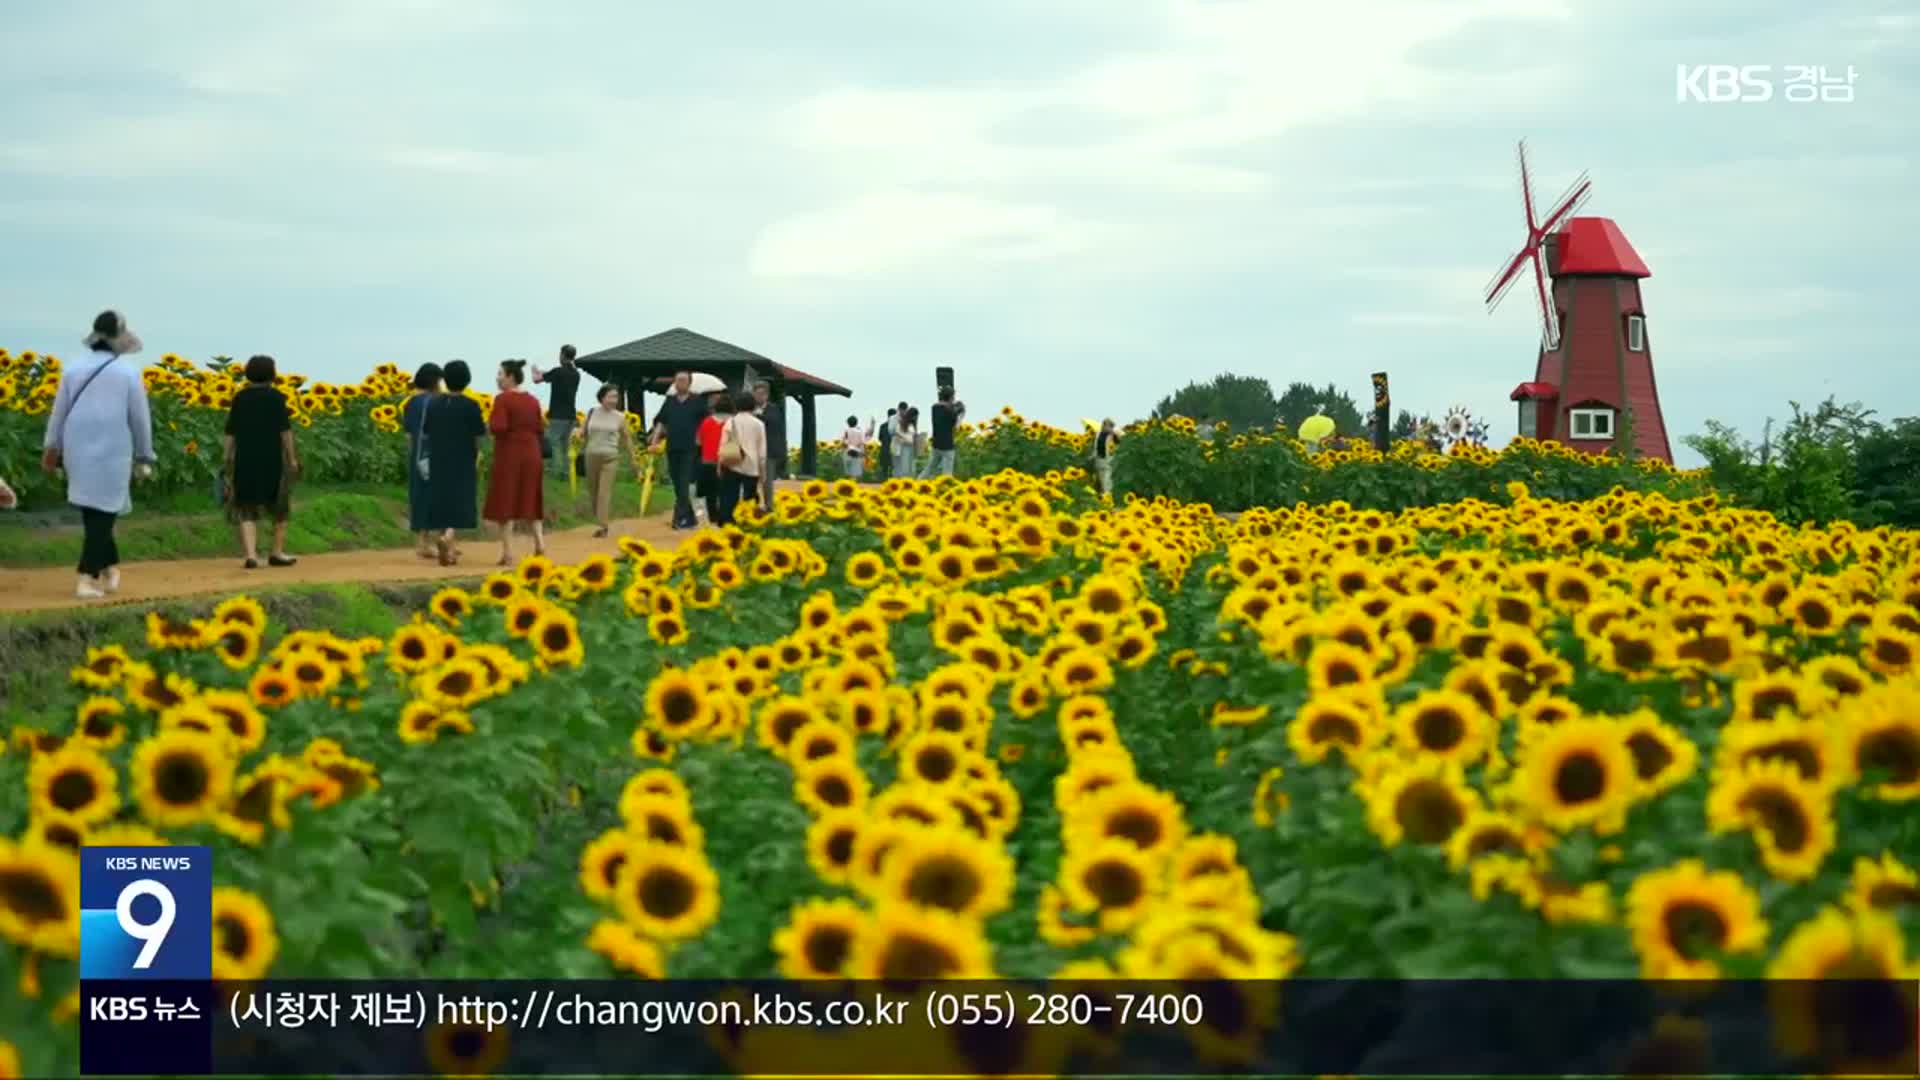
top-left (1537, 176), bottom-right (1592, 235)
top-left (1533, 255), bottom-right (1560, 350)
top-left (1485, 245), bottom-right (1537, 309)
top-left (1515, 140), bottom-right (1538, 230)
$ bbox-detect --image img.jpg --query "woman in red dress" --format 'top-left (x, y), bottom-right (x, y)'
top-left (483, 359), bottom-right (547, 565)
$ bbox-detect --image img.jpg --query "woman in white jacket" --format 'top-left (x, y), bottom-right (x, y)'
top-left (716, 390), bottom-right (766, 525)
top-left (41, 311), bottom-right (156, 599)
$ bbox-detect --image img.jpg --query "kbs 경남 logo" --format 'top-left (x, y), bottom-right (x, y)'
top-left (79, 846), bottom-right (213, 980)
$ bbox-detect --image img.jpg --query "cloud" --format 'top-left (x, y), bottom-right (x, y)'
top-left (751, 193), bottom-right (1106, 278)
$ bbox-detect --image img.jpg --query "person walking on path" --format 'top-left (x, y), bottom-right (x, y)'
top-left (918, 387), bottom-right (964, 479)
top-left (401, 362), bottom-right (443, 559)
top-left (532, 344), bottom-right (581, 480)
top-left (579, 383), bottom-right (637, 538)
top-left (715, 390), bottom-right (766, 526)
top-left (1091, 418), bottom-right (1119, 496)
top-left (752, 381), bottom-right (787, 509)
top-left (841, 415), bottom-right (876, 480)
top-left (648, 371), bottom-right (708, 530)
top-left (422, 360), bottom-right (488, 566)
top-left (222, 354), bottom-right (301, 569)
top-left (876, 407), bottom-right (896, 481)
top-left (889, 403), bottom-right (916, 480)
top-left (696, 394), bottom-right (729, 526)
top-left (484, 360), bottom-right (547, 565)
top-left (40, 310), bottom-right (156, 600)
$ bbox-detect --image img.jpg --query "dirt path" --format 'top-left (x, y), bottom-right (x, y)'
top-left (0, 517), bottom-right (687, 616)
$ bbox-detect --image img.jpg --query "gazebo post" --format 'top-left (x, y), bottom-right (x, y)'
top-left (798, 391), bottom-right (818, 477)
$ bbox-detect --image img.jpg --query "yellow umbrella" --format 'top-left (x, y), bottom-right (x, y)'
top-left (637, 451), bottom-right (658, 517)
top-left (1298, 412), bottom-right (1336, 447)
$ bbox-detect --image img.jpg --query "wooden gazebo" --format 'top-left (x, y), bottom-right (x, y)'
top-left (575, 328), bottom-right (852, 477)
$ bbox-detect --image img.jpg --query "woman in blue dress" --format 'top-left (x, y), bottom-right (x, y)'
top-left (401, 362), bottom-right (443, 559)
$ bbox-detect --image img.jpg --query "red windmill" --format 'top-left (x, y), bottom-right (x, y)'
top-left (1488, 140), bottom-right (1673, 463)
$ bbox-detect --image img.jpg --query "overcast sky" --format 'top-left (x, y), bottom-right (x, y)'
top-left (1, 0), bottom-right (1912, 463)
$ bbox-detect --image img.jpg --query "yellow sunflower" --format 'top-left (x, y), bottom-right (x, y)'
top-left (1509, 717), bottom-right (1637, 834)
top-left (1623, 859), bottom-right (1768, 979)
top-left (0, 839), bottom-right (80, 956)
top-left (612, 844), bottom-right (721, 940)
top-left (1705, 758), bottom-right (1836, 882)
top-left (772, 897), bottom-right (866, 979)
top-left (875, 825), bottom-right (1014, 920)
top-left (210, 886), bottom-right (279, 980)
top-left (27, 743), bottom-right (121, 825)
top-left (130, 730), bottom-right (235, 828)
top-left (846, 902), bottom-right (994, 980)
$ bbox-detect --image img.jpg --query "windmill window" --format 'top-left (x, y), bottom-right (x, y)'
top-left (1569, 407), bottom-right (1615, 440)
top-left (1625, 315), bottom-right (1646, 352)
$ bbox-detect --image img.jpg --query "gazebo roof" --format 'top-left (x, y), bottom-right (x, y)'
top-left (576, 327), bottom-right (851, 397)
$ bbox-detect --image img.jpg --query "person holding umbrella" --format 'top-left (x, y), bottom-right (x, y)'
top-left (648, 370), bottom-right (710, 530)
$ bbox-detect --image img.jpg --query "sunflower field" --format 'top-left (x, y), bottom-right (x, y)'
top-left (2, 347), bottom-right (1705, 518)
top-left (5, 468), bottom-right (1920, 1073)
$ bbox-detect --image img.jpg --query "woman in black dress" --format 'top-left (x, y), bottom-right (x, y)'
top-left (402, 361), bottom-right (444, 559)
top-left (223, 354), bottom-right (300, 569)
top-left (421, 359), bottom-right (489, 566)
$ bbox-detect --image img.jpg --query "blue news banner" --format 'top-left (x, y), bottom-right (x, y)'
top-left (76, 847), bottom-right (1917, 1076)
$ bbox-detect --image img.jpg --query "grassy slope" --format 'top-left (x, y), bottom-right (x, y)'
top-left (0, 472), bottom-right (667, 568)
top-left (0, 582), bottom-right (439, 721)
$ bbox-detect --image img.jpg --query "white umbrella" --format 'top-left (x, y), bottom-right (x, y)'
top-left (687, 372), bottom-right (726, 394)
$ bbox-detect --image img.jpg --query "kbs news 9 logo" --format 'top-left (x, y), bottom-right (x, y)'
top-left (79, 846), bottom-right (212, 981)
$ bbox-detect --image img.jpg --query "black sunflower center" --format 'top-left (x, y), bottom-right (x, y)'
top-left (904, 855), bottom-right (982, 913)
top-left (1738, 787), bottom-right (1810, 852)
top-left (913, 744), bottom-right (958, 781)
top-left (1393, 780), bottom-right (1465, 844)
top-left (1626, 732), bottom-right (1675, 779)
top-left (217, 913), bottom-right (251, 958)
top-left (1610, 636), bottom-right (1656, 670)
top-left (50, 769), bottom-right (99, 812)
top-left (772, 712), bottom-right (809, 746)
top-left (659, 687), bottom-right (700, 729)
top-left (802, 924), bottom-right (852, 974)
top-left (1307, 712), bottom-right (1361, 746)
top-left (1106, 808), bottom-right (1163, 850)
top-left (1866, 882), bottom-right (1920, 908)
top-left (1750, 688), bottom-right (1796, 721)
top-left (815, 775), bottom-right (854, 807)
top-left (1661, 901), bottom-right (1728, 960)
top-left (877, 933), bottom-right (960, 980)
top-left (155, 752), bottom-right (211, 805)
top-left (541, 624), bottom-right (571, 653)
top-left (636, 867), bottom-right (695, 920)
top-left (599, 853), bottom-right (628, 889)
top-left (1084, 860), bottom-right (1144, 908)
top-left (448, 1028), bottom-right (486, 1060)
top-left (1466, 827), bottom-right (1524, 859)
top-left (1552, 752), bottom-right (1608, 805)
top-left (643, 815), bottom-right (684, 846)
top-left (1857, 728), bottom-right (1920, 784)
top-left (82, 711), bottom-right (118, 737)
top-left (438, 670), bottom-right (474, 698)
top-left (825, 828), bottom-right (857, 866)
top-left (1746, 740), bottom-right (1820, 781)
top-left (0, 867), bottom-right (66, 923)
top-left (1413, 708), bottom-right (1465, 751)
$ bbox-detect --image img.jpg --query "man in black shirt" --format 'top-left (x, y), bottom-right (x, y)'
top-left (532, 345), bottom-right (582, 478)
top-left (918, 386), bottom-right (963, 478)
top-left (876, 407), bottom-right (896, 480)
top-left (648, 371), bottom-right (708, 529)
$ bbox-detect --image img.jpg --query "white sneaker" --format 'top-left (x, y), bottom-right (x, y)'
top-left (103, 567), bottom-right (121, 593)
top-left (76, 578), bottom-right (107, 600)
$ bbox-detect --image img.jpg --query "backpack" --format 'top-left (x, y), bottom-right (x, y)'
top-left (717, 417), bottom-right (746, 469)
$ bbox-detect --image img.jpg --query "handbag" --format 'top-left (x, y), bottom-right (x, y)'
top-left (717, 417), bottom-right (746, 470)
top-left (415, 397), bottom-right (437, 482)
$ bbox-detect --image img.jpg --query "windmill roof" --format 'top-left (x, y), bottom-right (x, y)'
top-left (1555, 217), bottom-right (1650, 278)
top-left (576, 327), bottom-right (851, 396)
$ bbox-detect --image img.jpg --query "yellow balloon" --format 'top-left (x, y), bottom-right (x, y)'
top-left (1298, 414), bottom-right (1335, 445)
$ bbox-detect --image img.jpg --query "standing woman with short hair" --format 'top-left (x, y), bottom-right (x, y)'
top-left (222, 354), bottom-right (301, 569)
top-left (422, 359), bottom-right (488, 566)
top-left (715, 390), bottom-right (766, 525)
top-left (41, 310), bottom-right (156, 600)
top-left (579, 383), bottom-right (637, 538)
top-left (402, 361), bottom-right (444, 559)
top-left (483, 359), bottom-right (547, 565)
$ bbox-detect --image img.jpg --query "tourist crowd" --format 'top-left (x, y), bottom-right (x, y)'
top-left (26, 312), bottom-right (1006, 600)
